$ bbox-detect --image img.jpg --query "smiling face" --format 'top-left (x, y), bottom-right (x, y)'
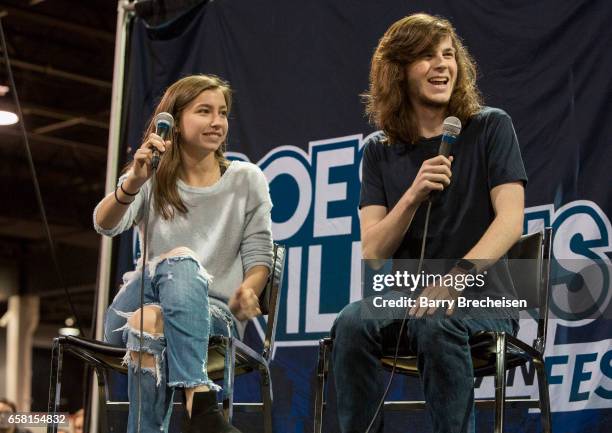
top-left (178, 88), bottom-right (228, 154)
top-left (405, 35), bottom-right (457, 110)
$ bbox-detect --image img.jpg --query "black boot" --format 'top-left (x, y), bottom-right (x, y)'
top-left (187, 391), bottom-right (242, 433)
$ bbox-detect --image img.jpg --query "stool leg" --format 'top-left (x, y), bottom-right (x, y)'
top-left (494, 333), bottom-right (507, 433)
top-left (314, 339), bottom-right (328, 433)
top-left (95, 368), bottom-right (109, 433)
top-left (47, 339), bottom-right (64, 433)
top-left (222, 337), bottom-right (236, 423)
top-left (535, 358), bottom-right (552, 433)
top-left (260, 364), bottom-right (273, 433)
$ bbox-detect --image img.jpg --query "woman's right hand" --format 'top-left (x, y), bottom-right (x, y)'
top-left (129, 133), bottom-right (170, 186)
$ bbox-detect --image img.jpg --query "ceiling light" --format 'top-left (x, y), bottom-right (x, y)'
top-left (59, 317), bottom-right (80, 336)
top-left (0, 110), bottom-right (18, 125)
top-left (0, 85), bottom-right (19, 125)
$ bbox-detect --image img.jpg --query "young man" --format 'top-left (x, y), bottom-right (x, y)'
top-left (331, 13), bottom-right (527, 433)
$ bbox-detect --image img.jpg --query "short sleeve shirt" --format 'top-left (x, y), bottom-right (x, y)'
top-left (360, 107), bottom-right (528, 298)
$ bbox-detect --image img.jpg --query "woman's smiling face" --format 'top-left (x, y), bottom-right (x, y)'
top-left (179, 88), bottom-right (228, 153)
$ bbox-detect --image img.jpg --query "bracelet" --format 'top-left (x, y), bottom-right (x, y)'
top-left (453, 259), bottom-right (478, 276)
top-left (114, 187), bottom-right (134, 205)
top-left (120, 181), bottom-right (140, 196)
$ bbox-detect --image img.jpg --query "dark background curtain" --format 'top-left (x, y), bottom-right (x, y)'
top-left (112, 1), bottom-right (612, 431)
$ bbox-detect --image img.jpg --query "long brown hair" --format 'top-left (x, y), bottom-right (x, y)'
top-left (135, 74), bottom-right (232, 220)
top-left (363, 13), bottom-right (483, 144)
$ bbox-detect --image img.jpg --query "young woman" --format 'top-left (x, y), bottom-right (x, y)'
top-left (94, 75), bottom-right (273, 433)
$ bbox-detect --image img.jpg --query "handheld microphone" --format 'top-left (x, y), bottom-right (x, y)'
top-left (439, 116), bottom-right (461, 157)
top-left (429, 116), bottom-right (461, 202)
top-left (152, 112), bottom-right (174, 169)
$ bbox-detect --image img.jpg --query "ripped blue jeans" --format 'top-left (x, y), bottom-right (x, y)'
top-left (103, 254), bottom-right (238, 433)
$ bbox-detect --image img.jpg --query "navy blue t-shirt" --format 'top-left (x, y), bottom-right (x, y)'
top-left (359, 107), bottom-right (528, 299)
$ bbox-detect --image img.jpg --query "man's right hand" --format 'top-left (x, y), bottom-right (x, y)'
top-left (406, 155), bottom-right (453, 204)
top-left (360, 155), bottom-right (453, 260)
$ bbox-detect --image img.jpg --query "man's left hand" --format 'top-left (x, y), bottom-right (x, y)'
top-left (228, 285), bottom-right (262, 321)
top-left (409, 281), bottom-right (461, 318)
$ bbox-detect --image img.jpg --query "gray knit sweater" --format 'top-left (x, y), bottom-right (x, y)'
top-left (93, 161), bottom-right (274, 311)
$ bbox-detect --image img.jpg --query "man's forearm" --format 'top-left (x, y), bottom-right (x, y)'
top-left (361, 194), bottom-right (420, 259)
top-left (462, 212), bottom-right (523, 270)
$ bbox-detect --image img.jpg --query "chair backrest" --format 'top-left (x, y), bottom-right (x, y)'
top-left (258, 243), bottom-right (286, 361)
top-left (506, 227), bottom-right (552, 353)
top-left (507, 231), bottom-right (543, 308)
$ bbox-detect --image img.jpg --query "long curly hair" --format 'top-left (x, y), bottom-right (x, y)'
top-left (363, 13), bottom-right (483, 144)
top-left (134, 74), bottom-right (232, 220)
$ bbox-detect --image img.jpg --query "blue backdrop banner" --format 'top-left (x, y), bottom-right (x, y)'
top-left (114, 1), bottom-right (612, 432)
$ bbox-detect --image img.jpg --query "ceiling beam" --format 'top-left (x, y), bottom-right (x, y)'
top-left (20, 104), bottom-right (109, 129)
top-left (0, 5), bottom-right (115, 42)
top-left (0, 128), bottom-right (107, 156)
top-left (0, 57), bottom-right (112, 89)
top-left (33, 117), bottom-right (88, 134)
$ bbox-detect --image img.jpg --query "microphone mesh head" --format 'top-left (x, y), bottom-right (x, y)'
top-left (155, 112), bottom-right (175, 128)
top-left (443, 116), bottom-right (462, 136)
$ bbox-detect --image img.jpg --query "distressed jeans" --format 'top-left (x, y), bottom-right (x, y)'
top-left (331, 298), bottom-right (518, 433)
top-left (104, 255), bottom-right (238, 433)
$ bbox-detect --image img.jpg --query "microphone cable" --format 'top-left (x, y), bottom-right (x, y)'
top-left (364, 200), bottom-right (432, 433)
top-left (0, 17), bottom-right (86, 337)
top-left (136, 168), bottom-right (157, 433)
top-left (134, 114), bottom-right (171, 433)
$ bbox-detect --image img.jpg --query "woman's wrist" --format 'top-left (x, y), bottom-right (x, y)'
top-left (123, 174), bottom-right (145, 193)
top-left (114, 187), bottom-right (134, 205)
top-left (120, 181), bottom-right (139, 196)
top-left (113, 175), bottom-right (142, 205)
